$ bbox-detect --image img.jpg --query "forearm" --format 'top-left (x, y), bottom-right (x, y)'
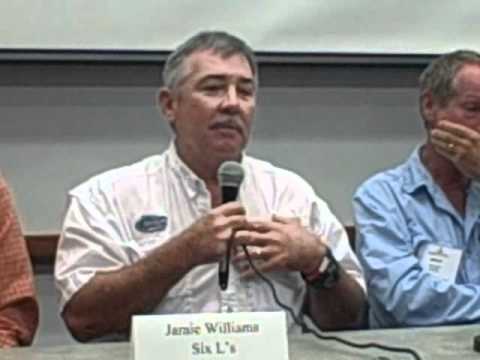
top-left (307, 269), bottom-right (366, 330)
top-left (374, 271), bottom-right (480, 327)
top-left (63, 232), bottom-right (196, 341)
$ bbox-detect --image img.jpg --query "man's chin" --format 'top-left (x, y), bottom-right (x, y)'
top-left (213, 144), bottom-right (245, 162)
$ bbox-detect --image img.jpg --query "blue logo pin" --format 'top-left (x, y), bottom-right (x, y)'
top-left (135, 215), bottom-right (168, 233)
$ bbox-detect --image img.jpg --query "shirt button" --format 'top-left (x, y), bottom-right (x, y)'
top-left (221, 304), bottom-right (234, 313)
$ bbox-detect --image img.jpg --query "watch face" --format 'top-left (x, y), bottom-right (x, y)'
top-left (319, 255), bottom-right (331, 273)
top-left (323, 268), bottom-right (338, 288)
top-left (312, 250), bottom-right (340, 289)
top-left (301, 248), bottom-right (340, 290)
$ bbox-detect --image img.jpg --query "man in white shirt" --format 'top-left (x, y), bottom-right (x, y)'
top-left (55, 30), bottom-right (366, 342)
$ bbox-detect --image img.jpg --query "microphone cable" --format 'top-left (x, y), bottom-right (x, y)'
top-left (241, 245), bottom-right (423, 360)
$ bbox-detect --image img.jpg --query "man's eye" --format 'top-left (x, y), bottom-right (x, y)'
top-left (238, 87), bottom-right (254, 97)
top-left (462, 101), bottom-right (480, 111)
top-left (202, 84), bottom-right (223, 92)
top-left (465, 106), bottom-right (480, 113)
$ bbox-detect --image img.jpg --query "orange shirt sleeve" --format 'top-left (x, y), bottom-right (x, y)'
top-left (0, 175), bottom-right (39, 347)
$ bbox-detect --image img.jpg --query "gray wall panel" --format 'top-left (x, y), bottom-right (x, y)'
top-left (1, 85), bottom-right (423, 230)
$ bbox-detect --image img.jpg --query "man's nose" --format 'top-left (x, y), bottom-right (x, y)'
top-left (221, 86), bottom-right (240, 110)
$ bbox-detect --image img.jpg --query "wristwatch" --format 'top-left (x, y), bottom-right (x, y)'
top-left (301, 246), bottom-right (340, 290)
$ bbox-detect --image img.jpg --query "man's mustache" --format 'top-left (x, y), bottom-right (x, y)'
top-left (209, 118), bottom-right (245, 134)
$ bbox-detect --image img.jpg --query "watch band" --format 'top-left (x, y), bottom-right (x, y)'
top-left (301, 247), bottom-right (340, 289)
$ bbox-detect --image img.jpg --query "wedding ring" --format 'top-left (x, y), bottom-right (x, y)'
top-left (254, 247), bottom-right (262, 257)
top-left (448, 143), bottom-right (455, 151)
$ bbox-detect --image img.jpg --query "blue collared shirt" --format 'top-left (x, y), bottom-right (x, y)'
top-left (354, 147), bottom-right (480, 328)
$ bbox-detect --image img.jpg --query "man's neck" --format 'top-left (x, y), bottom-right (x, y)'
top-left (175, 142), bottom-right (219, 182)
top-left (174, 141), bottom-right (241, 207)
top-left (421, 143), bottom-right (469, 214)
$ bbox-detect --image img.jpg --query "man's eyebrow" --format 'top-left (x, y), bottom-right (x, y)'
top-left (198, 74), bottom-right (227, 83)
top-left (198, 74), bottom-right (255, 84)
top-left (238, 77), bottom-right (256, 86)
top-left (463, 94), bottom-right (480, 100)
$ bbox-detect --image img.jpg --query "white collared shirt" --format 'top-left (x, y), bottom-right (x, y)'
top-left (55, 143), bottom-right (365, 333)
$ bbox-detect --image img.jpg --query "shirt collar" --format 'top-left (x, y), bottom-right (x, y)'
top-left (468, 180), bottom-right (480, 208)
top-left (470, 181), bottom-right (480, 195)
top-left (402, 144), bottom-right (436, 195)
top-left (166, 141), bottom-right (205, 199)
top-left (165, 141), bottom-right (249, 200)
top-left (403, 145), bottom-right (480, 216)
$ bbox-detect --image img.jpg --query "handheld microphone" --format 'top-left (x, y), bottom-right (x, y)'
top-left (217, 161), bottom-right (245, 291)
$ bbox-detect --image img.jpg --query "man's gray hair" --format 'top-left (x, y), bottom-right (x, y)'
top-left (162, 31), bottom-right (258, 90)
top-left (419, 49), bottom-right (480, 106)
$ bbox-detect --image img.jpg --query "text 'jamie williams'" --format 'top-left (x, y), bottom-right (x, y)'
top-left (165, 321), bottom-right (260, 336)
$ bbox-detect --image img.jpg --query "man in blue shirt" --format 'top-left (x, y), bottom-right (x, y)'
top-left (354, 50), bottom-right (480, 328)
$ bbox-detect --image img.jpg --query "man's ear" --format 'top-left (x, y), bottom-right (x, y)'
top-left (420, 91), bottom-right (437, 130)
top-left (158, 87), bottom-right (177, 130)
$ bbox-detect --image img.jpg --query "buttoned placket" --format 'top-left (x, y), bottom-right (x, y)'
top-left (460, 183), bottom-right (480, 283)
top-left (169, 145), bottom-right (258, 314)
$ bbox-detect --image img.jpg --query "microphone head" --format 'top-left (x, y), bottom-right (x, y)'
top-left (218, 161), bottom-right (245, 188)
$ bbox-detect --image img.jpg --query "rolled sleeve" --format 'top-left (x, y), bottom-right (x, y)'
top-left (0, 176), bottom-right (38, 347)
top-left (310, 196), bottom-right (366, 293)
top-left (55, 189), bottom-right (137, 312)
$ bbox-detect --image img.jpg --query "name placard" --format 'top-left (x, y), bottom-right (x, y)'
top-left (131, 311), bottom-right (289, 360)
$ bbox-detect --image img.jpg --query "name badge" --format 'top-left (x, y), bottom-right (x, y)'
top-left (419, 244), bottom-right (463, 283)
top-left (131, 312), bottom-right (289, 360)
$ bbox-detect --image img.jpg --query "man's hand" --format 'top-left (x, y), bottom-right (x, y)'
top-left (232, 214), bottom-right (326, 277)
top-left (182, 202), bottom-right (248, 267)
top-left (431, 120), bottom-right (480, 180)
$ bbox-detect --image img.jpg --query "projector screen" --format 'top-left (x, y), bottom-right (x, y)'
top-left (1, 0), bottom-right (479, 55)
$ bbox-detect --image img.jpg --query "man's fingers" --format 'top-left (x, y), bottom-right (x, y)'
top-left (434, 144), bottom-right (458, 163)
top-left (219, 215), bottom-right (250, 233)
top-left (246, 216), bottom-right (297, 233)
top-left (431, 136), bottom-right (455, 154)
top-left (213, 201), bottom-right (246, 216)
top-left (437, 121), bottom-right (480, 141)
top-left (272, 214), bottom-right (301, 225)
top-left (431, 128), bottom-right (472, 150)
top-left (233, 231), bottom-right (272, 247)
top-left (432, 135), bottom-right (469, 162)
top-left (243, 220), bottom-right (272, 233)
